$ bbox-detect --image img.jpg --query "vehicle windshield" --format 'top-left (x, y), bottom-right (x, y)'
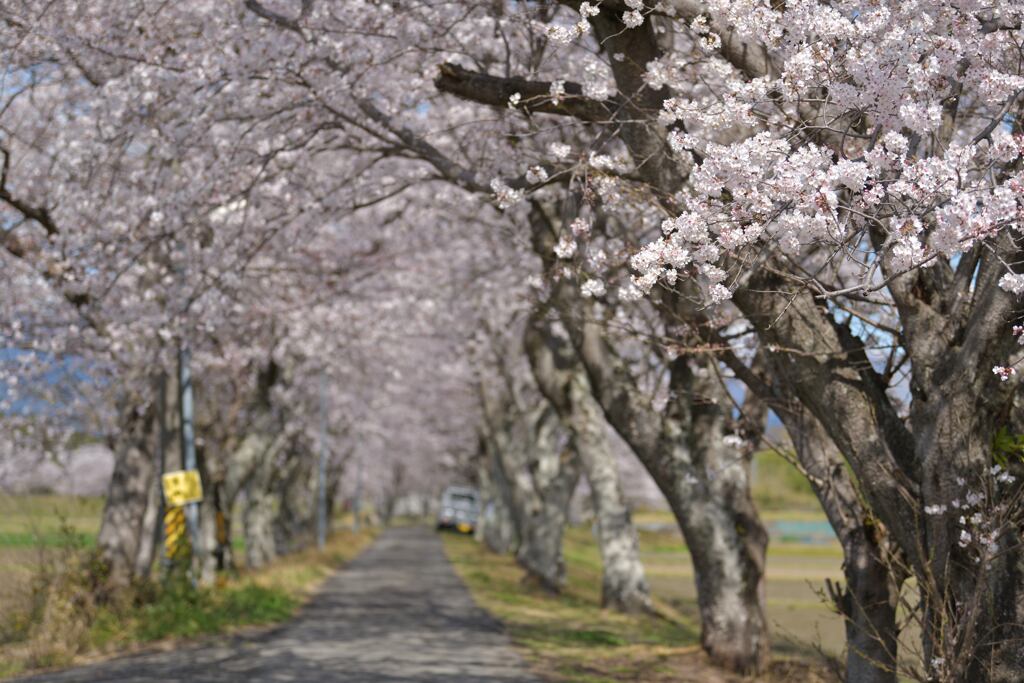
top-left (444, 491), bottom-right (478, 509)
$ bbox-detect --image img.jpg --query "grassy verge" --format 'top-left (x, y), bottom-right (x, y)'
top-left (444, 528), bottom-right (830, 683)
top-left (0, 527), bottom-right (376, 680)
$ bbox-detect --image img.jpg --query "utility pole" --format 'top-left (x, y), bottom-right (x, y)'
top-left (178, 345), bottom-right (202, 564)
top-left (156, 372), bottom-right (169, 571)
top-left (316, 372), bottom-right (329, 549)
top-left (352, 454), bottom-right (363, 532)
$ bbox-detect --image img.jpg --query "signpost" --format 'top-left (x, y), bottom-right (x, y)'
top-left (163, 507), bottom-right (188, 561)
top-left (161, 469), bottom-right (203, 562)
top-left (162, 470), bottom-right (204, 508)
top-left (178, 346), bottom-right (202, 562)
top-left (156, 372), bottom-right (169, 569)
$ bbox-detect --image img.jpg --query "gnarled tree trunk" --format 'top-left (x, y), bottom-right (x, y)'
top-left (480, 379), bottom-right (580, 591)
top-left (272, 438), bottom-right (318, 555)
top-left (132, 466), bottom-right (162, 580)
top-left (569, 374), bottom-right (651, 612)
top-left (525, 200), bottom-right (769, 672)
top-left (97, 400), bottom-right (157, 586)
top-left (475, 434), bottom-right (519, 554)
top-left (526, 311), bottom-right (651, 612)
top-left (509, 406), bottom-right (580, 591)
top-left (718, 351), bottom-right (902, 682)
top-left (774, 394), bottom-right (900, 683)
top-left (732, 256), bottom-right (1024, 682)
top-left (232, 434), bottom-right (285, 569)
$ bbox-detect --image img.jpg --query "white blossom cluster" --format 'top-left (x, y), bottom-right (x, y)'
top-left (491, 178), bottom-right (524, 210)
top-left (626, 1), bottom-right (1024, 306)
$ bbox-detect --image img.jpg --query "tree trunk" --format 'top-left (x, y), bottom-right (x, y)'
top-left (732, 261), bottom-right (1024, 682)
top-left (480, 382), bottom-right (580, 591)
top-left (524, 311), bottom-right (651, 611)
top-left (97, 404), bottom-right (156, 585)
top-left (835, 537), bottom-right (900, 683)
top-left (193, 445), bottom-right (228, 584)
top-left (659, 456), bottom-right (768, 674)
top-left (234, 435), bottom-right (282, 569)
top-left (566, 374), bottom-right (651, 612)
top-left (510, 408), bottom-right (580, 591)
top-left (917, 390), bottom-right (1024, 683)
top-left (272, 441), bottom-right (318, 555)
top-left (243, 486), bottom-right (277, 569)
top-left (131, 466), bottom-right (162, 579)
top-left (720, 357), bottom-right (903, 683)
top-left (783, 406), bottom-right (899, 682)
top-left (483, 490), bottom-right (518, 555)
top-left (475, 434), bottom-right (519, 554)
top-left (519, 199), bottom-right (768, 672)
top-left (594, 352), bottom-right (769, 673)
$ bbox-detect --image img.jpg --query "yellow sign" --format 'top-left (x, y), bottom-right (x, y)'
top-left (456, 522), bottom-right (473, 534)
top-left (162, 470), bottom-right (203, 507)
top-left (163, 506), bottom-right (189, 560)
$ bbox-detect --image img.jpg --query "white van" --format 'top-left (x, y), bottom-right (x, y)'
top-left (436, 486), bottom-right (480, 533)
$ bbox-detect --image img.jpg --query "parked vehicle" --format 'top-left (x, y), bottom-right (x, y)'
top-left (436, 486), bottom-right (480, 533)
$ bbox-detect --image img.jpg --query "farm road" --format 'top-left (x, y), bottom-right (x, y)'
top-left (16, 526), bottom-right (539, 683)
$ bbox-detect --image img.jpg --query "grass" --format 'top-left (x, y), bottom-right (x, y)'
top-left (444, 528), bottom-right (833, 683)
top-left (443, 529), bottom-right (702, 683)
top-left (637, 528), bottom-right (846, 663)
top-left (442, 450), bottom-right (844, 680)
top-left (0, 494), bottom-right (103, 546)
top-left (2, 452), bottom-right (844, 680)
top-left (0, 493), bottom-right (376, 680)
top-left (751, 450), bottom-right (822, 513)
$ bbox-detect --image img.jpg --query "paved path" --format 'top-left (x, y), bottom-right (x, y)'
top-left (18, 527), bottom-right (539, 682)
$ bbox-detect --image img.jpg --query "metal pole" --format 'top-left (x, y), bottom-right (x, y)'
top-left (316, 373), bottom-right (328, 549)
top-left (156, 372), bottom-right (169, 570)
top-left (352, 454), bottom-right (363, 532)
top-left (178, 345), bottom-right (202, 563)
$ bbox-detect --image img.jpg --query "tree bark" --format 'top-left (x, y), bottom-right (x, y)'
top-left (580, 324), bottom-right (768, 672)
top-left (525, 311), bottom-right (652, 612)
top-left (568, 374), bottom-right (651, 612)
top-left (510, 406), bottom-right (580, 591)
top-left (775, 397), bottom-right (900, 683)
top-left (97, 401), bottom-right (157, 586)
top-left (731, 252), bottom-right (1024, 681)
top-left (480, 381), bottom-right (580, 591)
top-left (272, 439), bottom-right (318, 555)
top-left (475, 434), bottom-right (519, 554)
top-left (243, 486), bottom-right (277, 569)
top-left (232, 434), bottom-right (284, 569)
top-left (716, 350), bottom-right (903, 682)
top-left (193, 444), bottom-right (229, 584)
top-left (523, 200), bottom-right (768, 672)
top-left (131, 465), bottom-right (162, 580)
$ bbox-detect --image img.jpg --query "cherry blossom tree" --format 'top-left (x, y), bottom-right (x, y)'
top-left (14, 1), bottom-right (1024, 679)
top-left (433, 2), bottom-right (1024, 680)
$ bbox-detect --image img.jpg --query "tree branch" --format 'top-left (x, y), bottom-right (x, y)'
top-left (434, 63), bottom-right (619, 123)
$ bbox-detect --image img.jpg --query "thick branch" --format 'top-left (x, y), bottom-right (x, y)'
top-left (435, 63), bottom-right (618, 123)
top-left (0, 148), bottom-right (59, 237)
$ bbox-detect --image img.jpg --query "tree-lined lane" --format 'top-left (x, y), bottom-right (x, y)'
top-left (16, 527), bottom-right (539, 683)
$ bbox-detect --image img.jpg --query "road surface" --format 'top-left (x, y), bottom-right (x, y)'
top-left (17, 526), bottom-right (539, 682)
